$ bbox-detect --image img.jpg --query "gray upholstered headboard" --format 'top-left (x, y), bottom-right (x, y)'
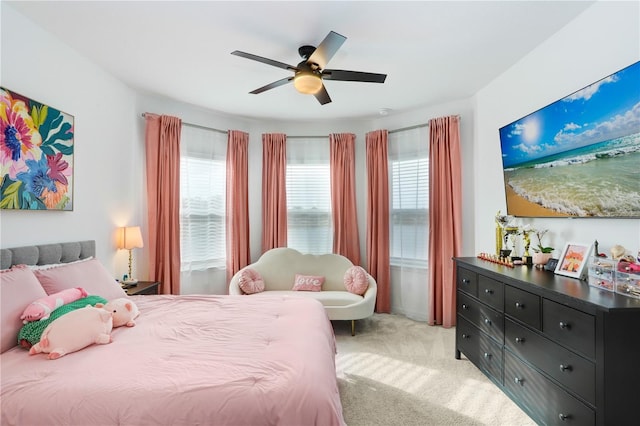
top-left (0, 240), bottom-right (96, 270)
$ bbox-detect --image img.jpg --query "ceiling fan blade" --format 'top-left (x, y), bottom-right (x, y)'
top-left (231, 50), bottom-right (297, 71)
top-left (322, 69), bottom-right (387, 83)
top-left (307, 31), bottom-right (346, 69)
top-left (314, 84), bottom-right (332, 105)
top-left (249, 77), bottom-right (294, 94)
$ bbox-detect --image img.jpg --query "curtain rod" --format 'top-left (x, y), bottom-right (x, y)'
top-left (141, 113), bottom-right (227, 135)
top-left (389, 123), bottom-right (428, 134)
top-left (287, 135), bottom-right (328, 139)
top-left (388, 115), bottom-right (461, 134)
top-left (141, 113), bottom-right (460, 136)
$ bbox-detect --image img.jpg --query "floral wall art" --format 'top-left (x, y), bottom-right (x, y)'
top-left (0, 88), bottom-right (74, 210)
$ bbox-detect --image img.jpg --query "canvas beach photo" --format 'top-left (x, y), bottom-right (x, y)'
top-left (499, 61), bottom-right (640, 218)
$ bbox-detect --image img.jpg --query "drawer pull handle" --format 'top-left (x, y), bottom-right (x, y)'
top-left (484, 317), bottom-right (491, 325)
top-left (559, 321), bottom-right (571, 330)
top-left (515, 302), bottom-right (524, 309)
top-left (484, 288), bottom-right (494, 294)
top-left (483, 352), bottom-right (491, 359)
top-left (559, 413), bottom-right (571, 421)
top-left (462, 304), bottom-right (469, 310)
top-left (462, 278), bottom-right (470, 284)
top-left (560, 364), bottom-right (572, 372)
top-left (462, 334), bottom-right (470, 339)
top-left (514, 377), bottom-right (524, 385)
top-left (515, 337), bottom-right (525, 344)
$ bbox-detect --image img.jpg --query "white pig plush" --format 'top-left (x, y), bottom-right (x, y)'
top-left (95, 298), bottom-right (139, 327)
top-left (29, 305), bottom-right (113, 360)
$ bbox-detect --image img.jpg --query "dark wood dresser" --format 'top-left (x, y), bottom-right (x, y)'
top-left (454, 257), bottom-right (640, 426)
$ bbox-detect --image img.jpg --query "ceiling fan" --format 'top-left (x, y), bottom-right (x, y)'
top-left (231, 31), bottom-right (387, 105)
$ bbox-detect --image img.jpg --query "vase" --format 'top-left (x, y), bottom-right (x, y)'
top-left (532, 252), bottom-right (552, 267)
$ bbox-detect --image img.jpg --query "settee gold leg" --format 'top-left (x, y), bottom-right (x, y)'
top-left (351, 320), bottom-right (355, 336)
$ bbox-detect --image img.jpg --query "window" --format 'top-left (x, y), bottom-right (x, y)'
top-left (389, 127), bottom-right (429, 267)
top-left (286, 137), bottom-right (332, 254)
top-left (179, 125), bottom-right (227, 271)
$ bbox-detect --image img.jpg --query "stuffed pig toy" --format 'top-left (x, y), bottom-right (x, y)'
top-left (29, 305), bottom-right (113, 360)
top-left (20, 287), bottom-right (88, 324)
top-left (96, 298), bottom-right (139, 327)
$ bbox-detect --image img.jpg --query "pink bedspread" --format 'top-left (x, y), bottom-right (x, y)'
top-left (1, 295), bottom-right (345, 426)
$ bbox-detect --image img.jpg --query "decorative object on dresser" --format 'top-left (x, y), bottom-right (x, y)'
top-left (554, 242), bottom-right (592, 279)
top-left (494, 211), bottom-right (515, 256)
top-left (588, 256), bottom-right (616, 292)
top-left (455, 257), bottom-right (640, 425)
top-left (117, 226), bottom-right (144, 286)
top-left (0, 87), bottom-right (75, 211)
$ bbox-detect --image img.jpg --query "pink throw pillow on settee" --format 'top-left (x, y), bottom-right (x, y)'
top-left (344, 266), bottom-right (369, 295)
top-left (238, 268), bottom-right (265, 294)
top-left (292, 274), bottom-right (324, 292)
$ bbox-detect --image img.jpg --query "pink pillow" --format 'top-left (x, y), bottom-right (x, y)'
top-left (238, 268), bottom-right (265, 295)
top-left (34, 258), bottom-right (127, 300)
top-left (292, 274), bottom-right (324, 292)
top-left (344, 266), bottom-right (369, 295)
top-left (1, 266), bottom-right (48, 353)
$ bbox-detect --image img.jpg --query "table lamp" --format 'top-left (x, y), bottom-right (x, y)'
top-left (117, 226), bottom-right (144, 286)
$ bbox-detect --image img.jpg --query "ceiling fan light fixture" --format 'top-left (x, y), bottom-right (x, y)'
top-left (293, 71), bottom-right (322, 94)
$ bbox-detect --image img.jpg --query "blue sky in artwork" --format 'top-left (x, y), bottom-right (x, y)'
top-left (499, 61), bottom-right (640, 168)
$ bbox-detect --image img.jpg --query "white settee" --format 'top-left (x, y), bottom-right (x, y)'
top-left (229, 247), bottom-right (377, 335)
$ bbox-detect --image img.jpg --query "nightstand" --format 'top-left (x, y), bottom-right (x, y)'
top-left (124, 281), bottom-right (160, 296)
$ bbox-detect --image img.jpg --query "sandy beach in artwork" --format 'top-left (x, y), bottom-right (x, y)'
top-left (505, 185), bottom-right (568, 217)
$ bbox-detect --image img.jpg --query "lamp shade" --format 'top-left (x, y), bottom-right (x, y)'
top-left (117, 226), bottom-right (144, 250)
top-left (293, 71), bottom-right (322, 94)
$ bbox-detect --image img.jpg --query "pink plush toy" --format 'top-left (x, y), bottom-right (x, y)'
top-left (95, 298), bottom-right (139, 327)
top-left (29, 305), bottom-right (113, 360)
top-left (20, 287), bottom-right (88, 324)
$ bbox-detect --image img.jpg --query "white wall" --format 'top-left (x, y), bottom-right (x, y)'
top-left (474, 1), bottom-right (640, 258)
top-left (1, 4), bottom-right (139, 276)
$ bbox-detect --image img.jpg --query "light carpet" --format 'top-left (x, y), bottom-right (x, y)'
top-left (333, 314), bottom-right (536, 426)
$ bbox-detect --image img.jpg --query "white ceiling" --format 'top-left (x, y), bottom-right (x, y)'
top-left (6, 1), bottom-right (595, 121)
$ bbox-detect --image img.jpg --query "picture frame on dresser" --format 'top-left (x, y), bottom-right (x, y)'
top-left (554, 242), bottom-right (592, 279)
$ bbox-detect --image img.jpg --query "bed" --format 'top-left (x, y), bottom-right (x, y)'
top-left (1, 241), bottom-right (345, 426)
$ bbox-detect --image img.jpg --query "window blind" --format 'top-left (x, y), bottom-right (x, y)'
top-left (388, 127), bottom-right (429, 266)
top-left (179, 125), bottom-right (227, 271)
top-left (286, 138), bottom-right (332, 254)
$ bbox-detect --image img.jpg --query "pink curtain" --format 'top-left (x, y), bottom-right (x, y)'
top-left (261, 133), bottom-right (287, 253)
top-left (226, 130), bottom-right (250, 284)
top-left (365, 130), bottom-right (390, 313)
top-left (428, 115), bottom-right (462, 328)
top-left (144, 113), bottom-right (182, 295)
top-left (329, 133), bottom-right (361, 265)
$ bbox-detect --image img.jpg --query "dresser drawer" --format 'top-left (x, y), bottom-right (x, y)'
top-left (478, 275), bottom-right (504, 312)
top-left (505, 318), bottom-right (595, 405)
top-left (457, 267), bottom-right (477, 296)
top-left (504, 351), bottom-right (595, 426)
top-left (543, 299), bottom-right (595, 360)
top-left (505, 285), bottom-right (541, 330)
top-left (456, 316), bottom-right (480, 365)
top-left (457, 291), bottom-right (504, 344)
top-left (477, 329), bottom-right (503, 385)
top-left (457, 316), bottom-right (502, 384)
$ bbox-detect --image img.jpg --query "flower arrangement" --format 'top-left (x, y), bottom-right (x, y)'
top-left (532, 229), bottom-right (554, 254)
